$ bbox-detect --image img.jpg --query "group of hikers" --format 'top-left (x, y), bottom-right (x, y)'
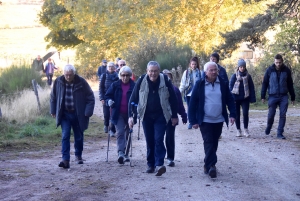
top-left (49, 52), bottom-right (295, 179)
top-left (32, 55), bottom-right (58, 86)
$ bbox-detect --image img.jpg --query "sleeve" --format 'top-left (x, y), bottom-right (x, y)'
top-left (248, 75), bottom-right (256, 103)
top-left (229, 74), bottom-right (236, 92)
top-left (104, 82), bottom-right (115, 102)
top-left (84, 80), bottom-right (95, 117)
top-left (50, 79), bottom-right (57, 115)
top-left (287, 69), bottom-right (296, 101)
top-left (179, 70), bottom-right (187, 93)
top-left (97, 67), bottom-right (101, 77)
top-left (174, 86), bottom-right (187, 123)
top-left (188, 80), bottom-right (200, 125)
top-left (225, 81), bottom-right (236, 119)
top-left (99, 74), bottom-right (105, 100)
top-left (165, 77), bottom-right (178, 118)
top-left (128, 77), bottom-right (142, 118)
top-left (261, 69), bottom-right (269, 99)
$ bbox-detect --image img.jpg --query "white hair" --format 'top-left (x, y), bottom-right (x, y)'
top-left (64, 64), bottom-right (76, 73)
top-left (147, 61), bottom-right (160, 70)
top-left (203, 62), bottom-right (218, 72)
top-left (118, 66), bottom-right (132, 79)
top-left (107, 62), bottom-right (115, 67)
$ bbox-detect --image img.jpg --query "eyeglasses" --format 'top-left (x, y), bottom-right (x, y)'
top-left (121, 74), bottom-right (130, 77)
top-left (120, 64), bottom-right (126, 66)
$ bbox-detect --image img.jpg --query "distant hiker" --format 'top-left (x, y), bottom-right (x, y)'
top-left (128, 61), bottom-right (178, 176)
top-left (97, 59), bottom-right (107, 80)
top-left (188, 62), bottom-right (236, 178)
top-left (50, 64), bottom-right (95, 169)
top-left (32, 55), bottom-right (44, 75)
top-left (209, 52), bottom-right (229, 82)
top-left (44, 58), bottom-right (58, 86)
top-left (261, 54), bottom-right (295, 139)
top-left (229, 59), bottom-right (256, 137)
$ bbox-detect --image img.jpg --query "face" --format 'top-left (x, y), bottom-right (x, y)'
top-left (107, 64), bottom-right (115, 73)
top-left (275, 59), bottom-right (283, 69)
top-left (102, 62), bottom-right (107, 66)
top-left (120, 71), bottom-right (131, 84)
top-left (210, 56), bottom-right (218, 63)
top-left (118, 61), bottom-right (126, 68)
top-left (190, 61), bottom-right (197, 70)
top-left (48, 58), bottom-right (52, 63)
top-left (238, 66), bottom-right (246, 72)
top-left (37, 55), bottom-right (41, 60)
top-left (64, 70), bottom-right (75, 83)
top-left (205, 64), bottom-right (219, 81)
top-left (147, 65), bottom-right (160, 82)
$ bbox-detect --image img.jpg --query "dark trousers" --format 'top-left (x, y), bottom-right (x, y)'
top-left (46, 73), bottom-right (53, 86)
top-left (186, 96), bottom-right (191, 125)
top-left (102, 104), bottom-right (116, 132)
top-left (199, 122), bottom-right (223, 170)
top-left (142, 115), bottom-right (167, 167)
top-left (235, 99), bottom-right (250, 129)
top-left (165, 120), bottom-right (176, 160)
top-left (267, 95), bottom-right (288, 135)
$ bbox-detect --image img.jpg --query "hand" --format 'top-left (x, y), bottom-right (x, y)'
top-left (261, 99), bottom-right (265, 104)
top-left (291, 101), bottom-right (295, 105)
top-left (171, 118), bottom-right (178, 126)
top-left (192, 124), bottom-right (199, 129)
top-left (51, 114), bottom-right (56, 118)
top-left (108, 99), bottom-right (115, 107)
top-left (101, 100), bottom-right (105, 105)
top-left (230, 117), bottom-right (235, 126)
top-left (128, 117), bottom-right (134, 128)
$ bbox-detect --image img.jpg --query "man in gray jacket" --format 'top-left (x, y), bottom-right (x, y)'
top-left (50, 64), bottom-right (95, 169)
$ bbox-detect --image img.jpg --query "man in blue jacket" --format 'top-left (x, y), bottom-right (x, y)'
top-left (261, 54), bottom-right (295, 139)
top-left (50, 64), bottom-right (95, 169)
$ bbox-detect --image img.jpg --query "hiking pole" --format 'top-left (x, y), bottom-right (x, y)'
top-left (137, 117), bottom-right (140, 140)
top-left (125, 128), bottom-right (134, 167)
top-left (106, 132), bottom-right (110, 162)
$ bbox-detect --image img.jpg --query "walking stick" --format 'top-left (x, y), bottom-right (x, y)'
top-left (106, 132), bottom-right (110, 162)
top-left (125, 128), bottom-right (134, 167)
top-left (137, 116), bottom-right (140, 140)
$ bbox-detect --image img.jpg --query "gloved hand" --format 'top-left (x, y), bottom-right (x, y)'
top-left (108, 99), bottom-right (115, 107)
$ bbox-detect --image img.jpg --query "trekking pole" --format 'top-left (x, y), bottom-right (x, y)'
top-left (106, 132), bottom-right (110, 162)
top-left (125, 128), bottom-right (134, 167)
top-left (137, 117), bottom-right (140, 140)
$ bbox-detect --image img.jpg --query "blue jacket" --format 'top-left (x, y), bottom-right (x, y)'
top-left (50, 74), bottom-right (95, 132)
top-left (104, 79), bottom-right (135, 125)
top-left (261, 64), bottom-right (295, 101)
top-left (99, 71), bottom-right (119, 100)
top-left (97, 65), bottom-right (107, 79)
top-left (173, 85), bottom-right (187, 124)
top-left (188, 76), bottom-right (236, 127)
top-left (229, 72), bottom-right (256, 103)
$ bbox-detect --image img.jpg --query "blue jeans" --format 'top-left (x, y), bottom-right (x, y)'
top-left (267, 95), bottom-right (289, 135)
top-left (61, 111), bottom-right (84, 161)
top-left (46, 73), bottom-right (53, 86)
top-left (235, 99), bottom-right (250, 129)
top-left (142, 115), bottom-right (167, 167)
top-left (165, 120), bottom-right (176, 160)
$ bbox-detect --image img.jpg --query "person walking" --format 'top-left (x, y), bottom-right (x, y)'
top-left (188, 62), bottom-right (236, 178)
top-left (229, 59), bottom-right (256, 137)
top-left (179, 56), bottom-right (202, 129)
top-left (209, 52), bottom-right (228, 82)
top-left (261, 54), bottom-right (295, 139)
top-left (104, 66), bottom-right (135, 164)
top-left (50, 64), bottom-right (95, 169)
top-left (97, 59), bottom-right (107, 80)
top-left (163, 69), bottom-right (187, 167)
top-left (99, 62), bottom-right (119, 136)
top-left (32, 55), bottom-right (44, 75)
top-left (44, 58), bottom-right (58, 86)
top-left (128, 61), bottom-right (178, 176)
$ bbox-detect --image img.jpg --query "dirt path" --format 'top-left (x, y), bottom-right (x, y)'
top-left (1, 91), bottom-right (300, 201)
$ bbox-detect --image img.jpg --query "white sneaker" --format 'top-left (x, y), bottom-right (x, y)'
top-left (109, 130), bottom-right (115, 137)
top-left (236, 129), bottom-right (242, 137)
top-left (244, 129), bottom-right (250, 137)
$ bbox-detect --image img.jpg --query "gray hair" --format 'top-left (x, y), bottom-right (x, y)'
top-left (64, 64), bottom-right (76, 73)
top-left (118, 59), bottom-right (126, 65)
top-left (118, 66), bottom-right (132, 79)
top-left (147, 61), bottom-right (160, 70)
top-left (107, 62), bottom-right (115, 68)
top-left (203, 62), bottom-right (218, 72)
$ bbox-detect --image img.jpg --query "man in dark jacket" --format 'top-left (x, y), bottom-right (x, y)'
top-left (97, 59), bottom-right (107, 80)
top-left (50, 64), bottom-right (95, 169)
top-left (32, 55), bottom-right (44, 75)
top-left (261, 54), bottom-right (295, 139)
top-left (210, 52), bottom-right (229, 82)
top-left (188, 62), bottom-right (236, 178)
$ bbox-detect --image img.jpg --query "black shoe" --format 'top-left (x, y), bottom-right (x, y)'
top-left (155, 166), bottom-right (166, 176)
top-left (118, 151), bottom-right (124, 164)
top-left (265, 126), bottom-right (271, 135)
top-left (204, 165), bottom-right (208, 174)
top-left (58, 160), bottom-right (70, 169)
top-left (208, 166), bottom-right (217, 178)
top-left (75, 156), bottom-right (83, 164)
top-left (167, 159), bottom-right (175, 167)
top-left (277, 134), bottom-right (286, 139)
top-left (146, 166), bottom-right (155, 173)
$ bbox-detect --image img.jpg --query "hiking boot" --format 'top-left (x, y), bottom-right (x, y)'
top-left (243, 129), bottom-right (250, 137)
top-left (109, 130), bottom-right (115, 137)
top-left (155, 166), bottom-right (166, 176)
top-left (124, 155), bottom-right (130, 162)
top-left (277, 134), bottom-right (286, 139)
top-left (236, 129), bottom-right (242, 137)
top-left (188, 124), bottom-right (192, 129)
top-left (204, 165), bottom-right (208, 174)
top-left (104, 126), bottom-right (108, 133)
top-left (75, 156), bottom-right (83, 164)
top-left (208, 166), bottom-right (217, 178)
top-left (58, 160), bottom-right (70, 169)
top-left (118, 151), bottom-right (124, 164)
top-left (146, 166), bottom-right (155, 173)
top-left (265, 126), bottom-right (271, 135)
top-left (167, 159), bottom-right (175, 167)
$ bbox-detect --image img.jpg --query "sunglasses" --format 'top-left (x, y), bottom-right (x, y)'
top-left (120, 64), bottom-right (126, 66)
top-left (121, 74), bottom-right (130, 77)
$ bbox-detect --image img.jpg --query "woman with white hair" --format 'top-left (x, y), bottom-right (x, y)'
top-left (104, 66), bottom-right (136, 164)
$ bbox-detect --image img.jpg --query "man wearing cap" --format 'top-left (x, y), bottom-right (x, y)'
top-left (209, 52), bottom-right (229, 82)
top-left (97, 59), bottom-right (107, 80)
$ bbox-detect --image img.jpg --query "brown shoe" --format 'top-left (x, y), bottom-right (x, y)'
top-left (58, 160), bottom-right (70, 169)
top-left (75, 156), bottom-right (84, 164)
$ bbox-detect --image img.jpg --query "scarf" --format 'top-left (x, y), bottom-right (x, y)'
top-left (231, 70), bottom-right (249, 98)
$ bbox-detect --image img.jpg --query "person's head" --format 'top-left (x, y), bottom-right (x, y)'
top-left (102, 59), bottom-right (107, 66)
top-left (64, 64), bottom-right (76, 83)
top-left (37, 55), bottom-right (41, 60)
top-left (162, 69), bottom-right (173, 81)
top-left (119, 66), bottom-right (132, 84)
top-left (274, 54), bottom-right (283, 69)
top-left (107, 62), bottom-right (115, 73)
top-left (147, 61), bottom-right (160, 82)
top-left (210, 52), bottom-right (220, 64)
top-left (118, 59), bottom-right (126, 68)
top-left (237, 59), bottom-right (246, 72)
top-left (48, 58), bottom-right (52, 63)
top-left (115, 57), bottom-right (121, 64)
top-left (189, 57), bottom-right (200, 70)
top-left (204, 61), bottom-right (218, 82)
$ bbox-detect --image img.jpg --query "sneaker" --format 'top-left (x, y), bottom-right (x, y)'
top-left (146, 166), bottom-right (155, 173)
top-left (277, 134), bottom-right (286, 139)
top-left (58, 160), bottom-right (70, 169)
top-left (188, 124), bottom-right (192, 129)
top-left (118, 151), bottom-right (124, 164)
top-left (236, 129), bottom-right (242, 137)
top-left (75, 156), bottom-right (83, 164)
top-left (204, 165), bottom-right (208, 174)
top-left (104, 126), bottom-right (108, 133)
top-left (244, 129), bottom-right (250, 137)
top-left (109, 130), bottom-right (115, 137)
top-left (265, 126), bottom-right (271, 135)
top-left (167, 159), bottom-right (175, 167)
top-left (208, 166), bottom-right (217, 178)
top-left (155, 166), bottom-right (166, 176)
top-left (124, 155), bottom-right (130, 162)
